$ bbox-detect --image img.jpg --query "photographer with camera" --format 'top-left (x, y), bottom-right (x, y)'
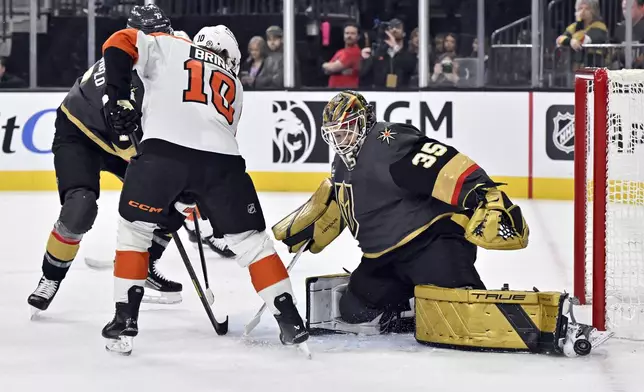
top-left (431, 33), bottom-right (460, 86)
top-left (359, 18), bottom-right (416, 88)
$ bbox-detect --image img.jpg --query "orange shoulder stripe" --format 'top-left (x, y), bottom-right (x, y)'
top-left (103, 28), bottom-right (139, 63)
top-left (150, 31), bottom-right (193, 44)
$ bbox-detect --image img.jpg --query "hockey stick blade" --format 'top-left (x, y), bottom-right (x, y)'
top-left (243, 240), bottom-right (310, 336)
top-left (84, 257), bottom-right (114, 270)
top-left (174, 232), bottom-right (228, 335)
top-left (205, 288), bottom-right (215, 306)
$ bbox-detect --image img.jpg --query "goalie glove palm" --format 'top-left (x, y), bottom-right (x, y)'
top-left (465, 188), bottom-right (529, 250)
top-left (272, 178), bottom-right (345, 253)
top-left (107, 99), bottom-right (140, 136)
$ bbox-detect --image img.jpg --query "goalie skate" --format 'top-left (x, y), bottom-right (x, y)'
top-left (559, 296), bottom-right (614, 357)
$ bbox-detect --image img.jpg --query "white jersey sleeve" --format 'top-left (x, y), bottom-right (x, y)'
top-left (102, 28), bottom-right (243, 156)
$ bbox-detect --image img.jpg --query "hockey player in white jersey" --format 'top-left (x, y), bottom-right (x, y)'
top-left (99, 24), bottom-right (309, 354)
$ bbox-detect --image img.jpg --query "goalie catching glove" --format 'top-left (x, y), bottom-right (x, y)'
top-left (463, 185), bottom-right (529, 250)
top-left (273, 178), bottom-right (345, 253)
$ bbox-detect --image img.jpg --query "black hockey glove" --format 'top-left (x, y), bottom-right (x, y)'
top-left (106, 99), bottom-right (140, 136)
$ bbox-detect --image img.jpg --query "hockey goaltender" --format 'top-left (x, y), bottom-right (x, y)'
top-left (271, 90), bottom-right (611, 357)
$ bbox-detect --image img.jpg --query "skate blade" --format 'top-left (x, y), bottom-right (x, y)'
top-left (297, 342), bottom-right (312, 359)
top-left (29, 306), bottom-right (42, 320)
top-left (105, 336), bottom-right (133, 356)
top-left (142, 292), bottom-right (182, 305)
top-left (591, 330), bottom-right (615, 349)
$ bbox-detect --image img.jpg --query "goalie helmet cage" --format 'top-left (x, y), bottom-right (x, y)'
top-left (574, 67), bottom-right (644, 340)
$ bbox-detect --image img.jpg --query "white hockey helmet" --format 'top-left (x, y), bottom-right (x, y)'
top-left (194, 25), bottom-right (241, 75)
top-left (173, 30), bottom-right (191, 40)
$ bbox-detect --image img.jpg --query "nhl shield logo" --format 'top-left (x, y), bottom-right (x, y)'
top-left (552, 111), bottom-right (574, 154)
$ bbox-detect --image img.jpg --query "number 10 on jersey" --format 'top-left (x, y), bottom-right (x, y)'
top-left (183, 58), bottom-right (236, 125)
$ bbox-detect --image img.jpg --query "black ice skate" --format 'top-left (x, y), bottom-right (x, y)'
top-left (103, 286), bottom-right (144, 356)
top-left (28, 276), bottom-right (61, 317)
top-left (273, 292), bottom-right (311, 357)
top-left (203, 235), bottom-right (236, 258)
top-left (144, 259), bottom-right (183, 304)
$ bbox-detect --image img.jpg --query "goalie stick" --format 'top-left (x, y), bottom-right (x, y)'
top-left (243, 240), bottom-right (310, 336)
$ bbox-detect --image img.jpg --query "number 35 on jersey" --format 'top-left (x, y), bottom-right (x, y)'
top-left (183, 46), bottom-right (237, 125)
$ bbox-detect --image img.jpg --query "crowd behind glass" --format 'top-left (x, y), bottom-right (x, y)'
top-left (1, 0), bottom-right (643, 90)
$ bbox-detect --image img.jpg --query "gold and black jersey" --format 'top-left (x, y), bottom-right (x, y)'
top-left (332, 122), bottom-right (495, 257)
top-left (60, 58), bottom-right (143, 161)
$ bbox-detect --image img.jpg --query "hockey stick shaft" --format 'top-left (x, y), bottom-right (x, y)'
top-left (192, 209), bottom-right (210, 288)
top-left (191, 208), bottom-right (215, 306)
top-left (243, 240), bottom-right (310, 336)
top-left (173, 231), bottom-right (229, 335)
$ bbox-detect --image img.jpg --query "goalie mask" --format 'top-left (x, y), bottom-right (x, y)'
top-left (321, 90), bottom-right (376, 170)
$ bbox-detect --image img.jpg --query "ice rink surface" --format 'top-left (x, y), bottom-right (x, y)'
top-left (1, 191), bottom-right (643, 392)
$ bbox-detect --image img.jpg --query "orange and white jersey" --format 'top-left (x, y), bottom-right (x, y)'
top-left (103, 28), bottom-right (243, 156)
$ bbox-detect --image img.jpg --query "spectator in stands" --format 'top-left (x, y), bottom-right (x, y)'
top-left (556, 0), bottom-right (608, 69)
top-left (615, 0), bottom-right (644, 42)
top-left (265, 25), bottom-right (300, 86)
top-left (408, 27), bottom-right (421, 86)
top-left (0, 57), bottom-right (26, 88)
top-left (431, 33), bottom-right (460, 86)
top-left (240, 36), bottom-right (281, 89)
top-left (470, 37), bottom-right (487, 60)
top-left (431, 33), bottom-right (445, 68)
top-left (359, 18), bottom-right (416, 88)
top-left (556, 0), bottom-right (607, 51)
top-left (266, 25), bottom-right (283, 53)
top-left (322, 22), bottom-right (362, 88)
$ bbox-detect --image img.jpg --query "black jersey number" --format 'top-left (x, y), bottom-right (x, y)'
top-left (411, 142), bottom-right (448, 168)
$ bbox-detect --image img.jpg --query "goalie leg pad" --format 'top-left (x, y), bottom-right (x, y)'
top-left (305, 274), bottom-right (415, 335)
top-left (414, 285), bottom-right (567, 354)
top-left (306, 274), bottom-right (379, 335)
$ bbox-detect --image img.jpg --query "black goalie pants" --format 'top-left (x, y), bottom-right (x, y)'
top-left (339, 217), bottom-right (485, 324)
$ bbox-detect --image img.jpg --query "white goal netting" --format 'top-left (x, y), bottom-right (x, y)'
top-left (583, 69), bottom-right (644, 339)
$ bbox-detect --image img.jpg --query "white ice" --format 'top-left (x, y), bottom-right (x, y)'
top-left (1, 191), bottom-right (643, 392)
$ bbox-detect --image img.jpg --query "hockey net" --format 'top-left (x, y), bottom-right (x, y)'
top-left (574, 68), bottom-right (644, 340)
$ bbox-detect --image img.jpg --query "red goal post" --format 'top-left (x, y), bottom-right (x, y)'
top-left (574, 67), bottom-right (644, 340)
